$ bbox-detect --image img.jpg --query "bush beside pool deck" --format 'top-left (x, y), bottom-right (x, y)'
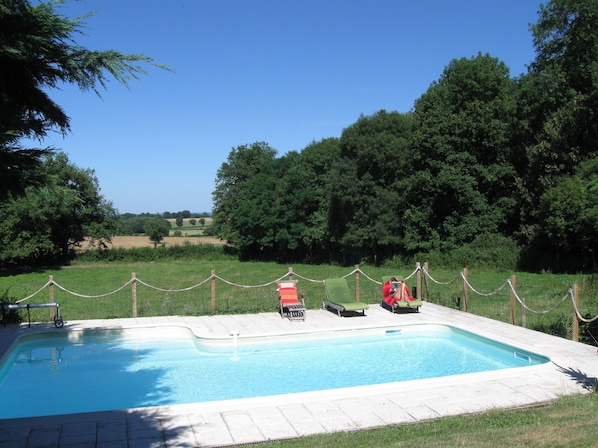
top-left (0, 302), bottom-right (597, 448)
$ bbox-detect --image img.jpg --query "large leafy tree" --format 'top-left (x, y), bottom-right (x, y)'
top-left (518, 1), bottom-right (598, 208)
top-left (0, 152), bottom-right (117, 266)
top-left (212, 142), bottom-right (278, 247)
top-left (286, 138), bottom-right (340, 263)
top-left (233, 154), bottom-right (295, 261)
top-left (217, 138), bottom-right (339, 261)
top-left (206, 0), bottom-right (598, 272)
top-left (144, 218), bottom-right (171, 248)
top-left (0, 0), bottom-right (165, 198)
top-left (406, 54), bottom-right (518, 253)
top-left (328, 110), bottom-right (415, 264)
top-left (514, 0), bottom-right (598, 270)
top-left (528, 158), bottom-right (598, 272)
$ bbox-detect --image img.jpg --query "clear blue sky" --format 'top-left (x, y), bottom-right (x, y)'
top-left (38, 0), bottom-right (543, 215)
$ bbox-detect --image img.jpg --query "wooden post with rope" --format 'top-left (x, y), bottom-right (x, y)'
top-left (462, 267), bottom-right (468, 312)
top-left (211, 270), bottom-right (216, 311)
top-left (423, 262), bottom-right (429, 302)
top-left (521, 282), bottom-right (527, 328)
top-left (355, 265), bottom-right (360, 302)
top-left (510, 274), bottom-right (516, 325)
top-left (572, 283), bottom-right (579, 342)
top-left (416, 262), bottom-right (422, 301)
top-left (131, 272), bottom-right (137, 318)
top-left (288, 267), bottom-right (294, 281)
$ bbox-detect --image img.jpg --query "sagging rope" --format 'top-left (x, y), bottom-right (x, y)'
top-left (290, 271), bottom-right (324, 283)
top-left (422, 267), bottom-right (461, 285)
top-left (507, 280), bottom-right (570, 315)
top-left (422, 266), bottom-right (598, 322)
top-left (213, 273), bottom-right (288, 289)
top-left (136, 276), bottom-right (211, 292)
top-left (15, 280), bottom-right (53, 304)
top-left (462, 274), bottom-right (510, 297)
top-left (52, 278), bottom-right (135, 298)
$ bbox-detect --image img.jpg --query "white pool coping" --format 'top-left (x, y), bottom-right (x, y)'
top-left (0, 302), bottom-right (597, 447)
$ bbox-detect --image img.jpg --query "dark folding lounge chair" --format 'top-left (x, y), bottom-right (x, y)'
top-left (277, 281), bottom-right (306, 321)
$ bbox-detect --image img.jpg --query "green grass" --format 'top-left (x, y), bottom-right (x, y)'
top-left (253, 394), bottom-right (598, 448)
top-left (167, 218), bottom-right (212, 236)
top-left (169, 228), bottom-right (206, 236)
top-left (1, 261), bottom-right (594, 342)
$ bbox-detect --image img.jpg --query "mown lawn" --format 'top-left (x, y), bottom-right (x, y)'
top-left (1, 260), bottom-right (594, 342)
top-left (253, 394), bottom-right (598, 448)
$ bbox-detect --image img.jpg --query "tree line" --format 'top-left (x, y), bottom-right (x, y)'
top-left (1, 0), bottom-right (597, 272)
top-left (212, 0), bottom-right (598, 273)
top-left (118, 213), bottom-right (212, 248)
top-left (118, 212), bottom-right (209, 235)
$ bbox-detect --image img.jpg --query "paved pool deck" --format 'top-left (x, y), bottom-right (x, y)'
top-left (0, 302), bottom-right (597, 448)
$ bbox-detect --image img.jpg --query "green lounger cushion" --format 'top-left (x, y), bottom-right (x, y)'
top-left (338, 301), bottom-right (370, 311)
top-left (324, 278), bottom-right (369, 310)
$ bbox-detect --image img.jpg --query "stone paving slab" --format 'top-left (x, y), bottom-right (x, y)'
top-left (0, 303), bottom-right (597, 447)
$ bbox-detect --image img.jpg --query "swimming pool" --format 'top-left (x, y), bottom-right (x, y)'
top-left (0, 324), bottom-right (549, 419)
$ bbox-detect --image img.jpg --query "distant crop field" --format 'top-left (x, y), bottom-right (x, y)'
top-left (84, 235), bottom-right (225, 250)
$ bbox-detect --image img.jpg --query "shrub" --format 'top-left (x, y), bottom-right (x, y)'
top-left (75, 242), bottom-right (233, 263)
top-left (410, 234), bottom-right (520, 270)
top-left (531, 314), bottom-right (571, 339)
top-left (0, 290), bottom-right (22, 325)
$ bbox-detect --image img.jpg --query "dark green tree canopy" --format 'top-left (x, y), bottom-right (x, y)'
top-left (0, 152), bottom-right (117, 266)
top-left (0, 0), bottom-right (167, 198)
top-left (522, 0), bottom-right (598, 194)
top-left (212, 142), bottom-right (278, 246)
top-left (329, 110), bottom-right (415, 263)
top-left (144, 219), bottom-right (171, 248)
top-left (407, 54), bottom-right (519, 252)
top-left (207, 0), bottom-right (598, 272)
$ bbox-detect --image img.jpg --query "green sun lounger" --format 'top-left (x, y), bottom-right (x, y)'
top-left (323, 278), bottom-right (368, 317)
top-left (381, 276), bottom-right (422, 313)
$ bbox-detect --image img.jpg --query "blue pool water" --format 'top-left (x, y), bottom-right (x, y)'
top-left (0, 324), bottom-right (549, 419)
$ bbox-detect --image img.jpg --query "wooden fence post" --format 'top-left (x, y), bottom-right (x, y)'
top-left (462, 267), bottom-right (468, 312)
top-left (416, 262), bottom-right (421, 301)
top-left (572, 283), bottom-right (579, 342)
top-left (131, 272), bottom-right (137, 318)
top-left (354, 265), bottom-right (360, 302)
top-left (211, 270), bottom-right (216, 312)
top-left (423, 262), bottom-right (429, 302)
top-left (49, 275), bottom-right (55, 320)
top-left (519, 273), bottom-right (526, 328)
top-left (510, 274), bottom-right (516, 325)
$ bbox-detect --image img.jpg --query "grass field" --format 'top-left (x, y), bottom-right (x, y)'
top-left (166, 217), bottom-right (213, 237)
top-left (1, 257), bottom-right (595, 343)
top-left (255, 394), bottom-right (598, 448)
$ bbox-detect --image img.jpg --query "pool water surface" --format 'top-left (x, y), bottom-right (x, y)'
top-left (0, 324), bottom-right (549, 419)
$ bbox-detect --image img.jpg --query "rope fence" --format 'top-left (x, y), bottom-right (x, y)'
top-left (3, 262), bottom-right (597, 343)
